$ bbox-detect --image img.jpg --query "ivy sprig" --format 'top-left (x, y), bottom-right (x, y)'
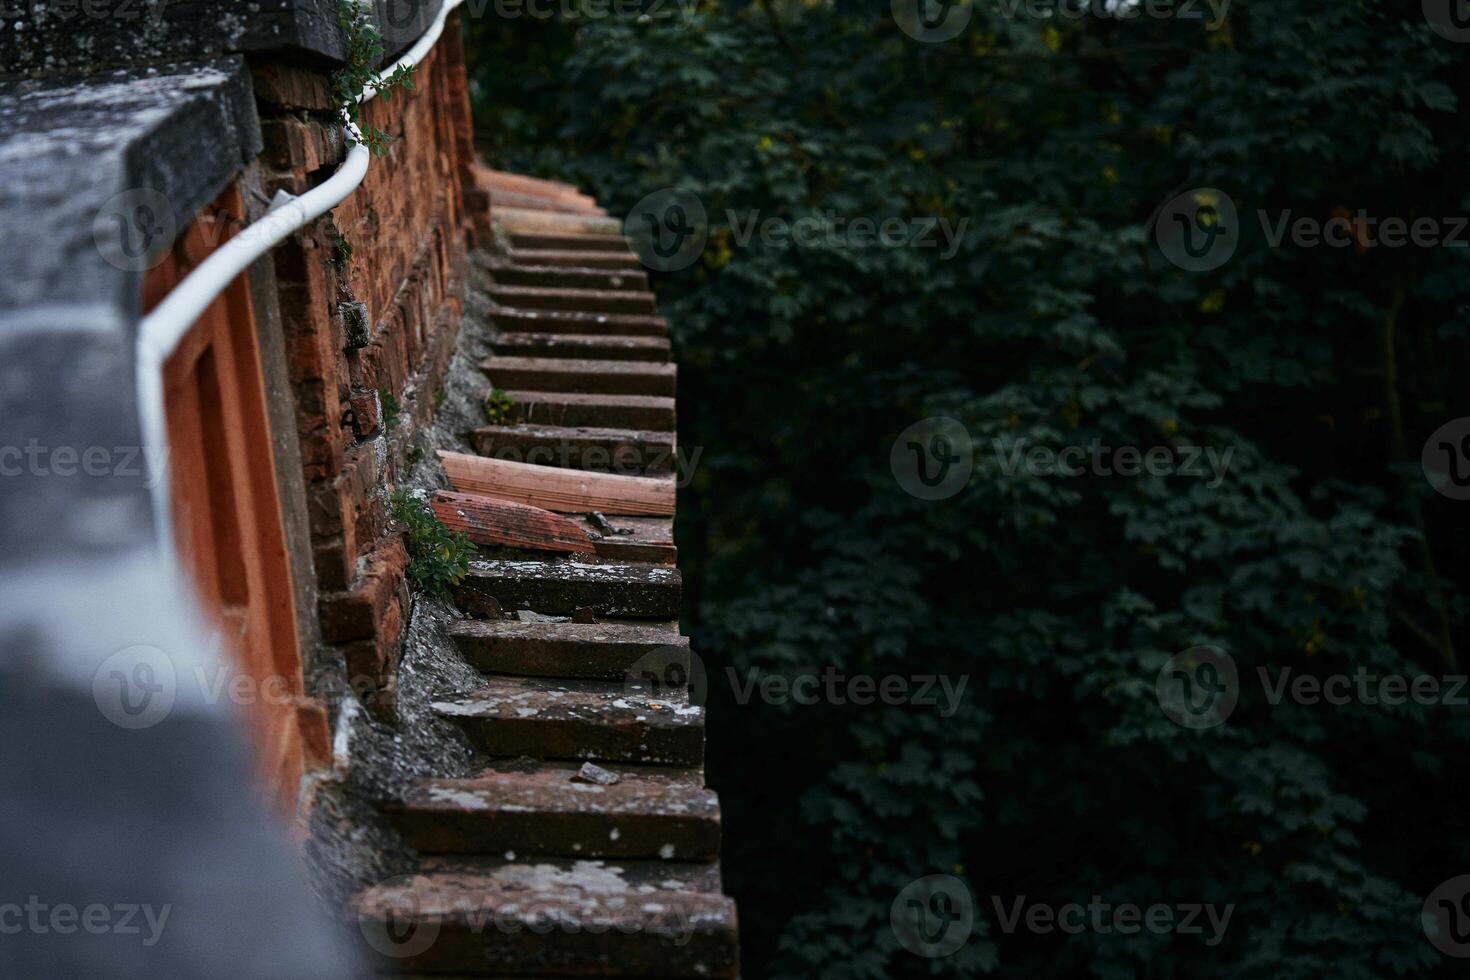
top-left (332, 1), bottom-right (418, 157)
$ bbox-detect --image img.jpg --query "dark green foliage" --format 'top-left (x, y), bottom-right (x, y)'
top-left (466, 3), bottom-right (1469, 976)
top-left (333, 0), bottom-right (416, 156)
top-left (482, 388), bottom-right (516, 425)
top-left (390, 488), bottom-right (473, 599)
top-left (329, 232), bottom-right (353, 272)
top-left (379, 387), bottom-right (400, 430)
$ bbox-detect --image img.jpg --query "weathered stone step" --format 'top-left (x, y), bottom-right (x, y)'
top-left (502, 391), bottom-right (675, 431)
top-left (355, 861), bottom-right (737, 976)
top-left (487, 260), bottom-right (647, 292)
top-left (456, 558), bottom-right (681, 619)
top-left (510, 248), bottom-right (643, 270)
top-left (450, 619), bottom-right (688, 680)
top-left (477, 167), bottom-right (597, 208)
top-left (491, 332), bottom-right (671, 363)
top-left (482, 357), bottom-right (676, 397)
top-left (494, 207), bottom-right (622, 237)
top-left (487, 308), bottom-right (667, 337)
top-left (509, 231), bottom-right (633, 253)
top-left (490, 285), bottom-right (657, 316)
top-left (472, 423), bottom-right (676, 476)
top-left (384, 762), bottom-right (719, 860)
top-left (431, 675), bottom-right (703, 766)
top-left (581, 516), bottom-right (678, 565)
top-left (490, 189), bottom-right (608, 216)
top-left (418, 853), bottom-right (722, 887)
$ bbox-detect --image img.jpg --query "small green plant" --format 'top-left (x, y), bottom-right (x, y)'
top-left (379, 388), bottom-right (401, 430)
top-left (483, 388), bottom-right (516, 425)
top-left (390, 488), bottom-right (474, 600)
top-left (406, 444), bottom-right (424, 465)
top-left (434, 387), bottom-right (447, 410)
top-left (329, 232), bottom-right (353, 272)
top-left (332, 0), bottom-right (417, 157)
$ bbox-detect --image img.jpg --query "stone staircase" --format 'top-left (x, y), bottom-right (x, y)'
top-left (355, 170), bottom-right (739, 977)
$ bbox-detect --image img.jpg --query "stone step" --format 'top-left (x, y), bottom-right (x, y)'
top-left (384, 762), bottom-right (719, 860)
top-left (509, 231), bottom-right (633, 253)
top-left (431, 675), bottom-right (703, 766)
top-left (471, 423), bottom-right (675, 474)
top-left (482, 357), bottom-right (676, 398)
top-left (510, 248), bottom-right (644, 270)
top-left (354, 860), bottom-right (737, 976)
top-left (502, 391), bottom-right (675, 431)
top-left (488, 307), bottom-right (667, 337)
top-left (450, 619), bottom-right (687, 680)
top-left (490, 189), bottom-right (608, 216)
top-left (491, 332), bottom-right (671, 363)
top-left (477, 167), bottom-right (597, 208)
top-left (456, 558), bottom-right (681, 619)
top-left (490, 285), bottom-right (657, 316)
top-left (580, 516), bottom-right (678, 565)
top-left (487, 260), bottom-right (647, 292)
top-left (494, 207), bottom-right (622, 237)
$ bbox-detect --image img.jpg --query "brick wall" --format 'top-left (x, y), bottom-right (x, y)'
top-left (252, 14), bottom-right (479, 719)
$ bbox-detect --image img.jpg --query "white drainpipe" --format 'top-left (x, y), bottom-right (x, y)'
top-left (136, 0), bottom-right (465, 564)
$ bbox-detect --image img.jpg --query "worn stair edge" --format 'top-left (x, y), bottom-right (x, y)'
top-left (455, 557), bottom-right (681, 619)
top-left (487, 260), bottom-right (648, 292)
top-left (491, 333), bottom-right (671, 364)
top-left (477, 167), bottom-right (596, 205)
top-left (486, 308), bottom-right (667, 337)
top-left (508, 231), bottom-right (634, 253)
top-left (491, 189), bottom-right (609, 216)
top-left (490, 284), bottom-right (657, 315)
top-left (481, 356), bottom-right (677, 398)
top-left (432, 675), bottom-right (703, 766)
top-left (450, 619), bottom-right (688, 680)
top-left (384, 766), bottom-right (718, 860)
top-left (471, 423), bottom-right (676, 475)
top-left (500, 390), bottom-right (676, 432)
top-left (495, 207), bottom-right (623, 237)
top-left (574, 515), bottom-right (678, 565)
top-left (509, 248), bottom-right (644, 269)
top-left (355, 865), bottom-right (737, 977)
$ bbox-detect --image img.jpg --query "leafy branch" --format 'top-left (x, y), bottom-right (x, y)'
top-left (332, 0), bottom-right (417, 156)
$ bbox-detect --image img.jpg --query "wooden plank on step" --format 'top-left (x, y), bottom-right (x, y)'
top-left (439, 450), bottom-right (675, 516)
top-left (429, 490), bottom-right (595, 555)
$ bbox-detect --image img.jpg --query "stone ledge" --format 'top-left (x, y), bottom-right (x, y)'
top-left (0, 56), bottom-right (261, 563)
top-left (0, 0), bottom-right (445, 77)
